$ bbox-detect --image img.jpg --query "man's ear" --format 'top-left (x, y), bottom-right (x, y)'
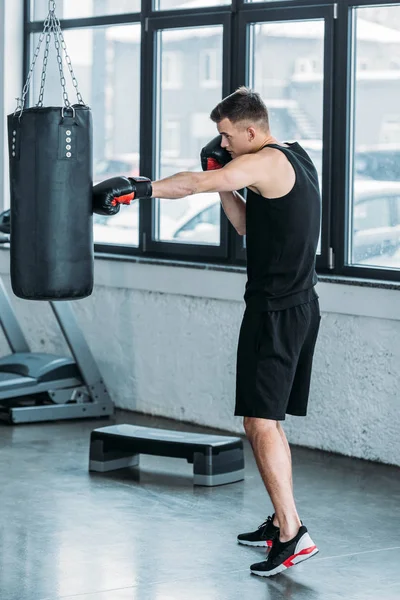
top-left (247, 127), bottom-right (256, 141)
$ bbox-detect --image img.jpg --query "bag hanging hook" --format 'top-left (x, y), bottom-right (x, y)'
top-left (61, 106), bottom-right (76, 120)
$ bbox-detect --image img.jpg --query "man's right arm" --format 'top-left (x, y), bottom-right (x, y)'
top-left (201, 136), bottom-right (246, 236)
top-left (219, 191), bottom-right (246, 236)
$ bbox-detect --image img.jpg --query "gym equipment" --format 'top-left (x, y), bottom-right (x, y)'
top-left (8, 2), bottom-right (93, 301)
top-left (89, 424), bottom-right (245, 487)
top-left (0, 276), bottom-right (113, 424)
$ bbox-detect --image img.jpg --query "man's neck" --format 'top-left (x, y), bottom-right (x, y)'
top-left (253, 134), bottom-right (279, 152)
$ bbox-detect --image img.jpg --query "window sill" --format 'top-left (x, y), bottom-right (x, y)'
top-left (94, 251), bottom-right (400, 290)
top-left (0, 247), bottom-right (398, 321)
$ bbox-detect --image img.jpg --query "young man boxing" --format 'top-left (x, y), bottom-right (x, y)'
top-left (93, 86), bottom-right (321, 577)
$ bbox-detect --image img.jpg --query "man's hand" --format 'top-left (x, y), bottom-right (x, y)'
top-left (93, 176), bottom-right (152, 216)
top-left (201, 135), bottom-right (231, 171)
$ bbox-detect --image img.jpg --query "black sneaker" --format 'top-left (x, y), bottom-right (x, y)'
top-left (250, 525), bottom-right (318, 577)
top-left (237, 515), bottom-right (279, 548)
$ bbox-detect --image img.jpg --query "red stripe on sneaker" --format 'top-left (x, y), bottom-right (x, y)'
top-left (267, 540), bottom-right (273, 548)
top-left (283, 545), bottom-right (317, 568)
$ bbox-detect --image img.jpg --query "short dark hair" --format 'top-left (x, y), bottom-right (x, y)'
top-left (210, 86), bottom-right (269, 130)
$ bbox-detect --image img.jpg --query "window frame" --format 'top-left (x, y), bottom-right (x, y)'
top-left (235, 4), bottom-right (335, 272)
top-left (23, 0), bottom-right (400, 282)
top-left (140, 11), bottom-right (232, 261)
top-left (332, 0), bottom-right (400, 283)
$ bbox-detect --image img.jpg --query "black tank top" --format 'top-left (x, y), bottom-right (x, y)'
top-left (244, 142), bottom-right (321, 311)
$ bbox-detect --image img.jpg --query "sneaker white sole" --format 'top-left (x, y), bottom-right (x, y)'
top-left (238, 539), bottom-right (272, 548)
top-left (251, 532), bottom-right (319, 577)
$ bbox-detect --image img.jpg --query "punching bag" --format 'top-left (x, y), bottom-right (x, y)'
top-left (7, 3), bottom-right (94, 301)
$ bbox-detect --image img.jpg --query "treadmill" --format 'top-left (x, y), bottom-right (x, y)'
top-left (0, 276), bottom-right (114, 424)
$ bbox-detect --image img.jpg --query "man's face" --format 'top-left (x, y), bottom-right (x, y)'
top-left (217, 118), bottom-right (253, 159)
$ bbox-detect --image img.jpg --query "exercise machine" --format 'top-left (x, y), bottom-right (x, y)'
top-left (0, 275), bottom-right (113, 424)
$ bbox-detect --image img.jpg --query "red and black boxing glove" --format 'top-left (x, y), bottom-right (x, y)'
top-left (200, 135), bottom-right (232, 171)
top-left (92, 176), bottom-right (152, 216)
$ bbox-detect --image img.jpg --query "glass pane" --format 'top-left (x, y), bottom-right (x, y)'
top-left (155, 0), bottom-right (229, 12)
top-left (154, 26), bottom-right (223, 245)
top-left (349, 5), bottom-right (400, 269)
top-left (30, 24), bottom-right (141, 246)
top-left (31, 0), bottom-right (140, 21)
top-left (248, 19), bottom-right (324, 252)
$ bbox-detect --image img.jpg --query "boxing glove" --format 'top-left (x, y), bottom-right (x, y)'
top-left (200, 135), bottom-right (231, 171)
top-left (92, 176), bottom-right (152, 216)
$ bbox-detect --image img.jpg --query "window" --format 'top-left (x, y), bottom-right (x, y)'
top-left (154, 25), bottom-right (223, 246)
top-left (23, 1), bottom-right (400, 283)
top-left (247, 18), bottom-right (325, 254)
top-left (348, 5), bottom-right (400, 271)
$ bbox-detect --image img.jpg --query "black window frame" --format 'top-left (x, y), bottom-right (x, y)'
top-left (23, 0), bottom-right (400, 283)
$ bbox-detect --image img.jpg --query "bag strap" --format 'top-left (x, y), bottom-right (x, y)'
top-left (15, 0), bottom-right (86, 117)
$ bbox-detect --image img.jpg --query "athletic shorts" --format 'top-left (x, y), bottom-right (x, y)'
top-left (234, 297), bottom-right (321, 420)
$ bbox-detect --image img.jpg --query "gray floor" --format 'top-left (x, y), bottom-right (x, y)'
top-left (0, 410), bottom-right (399, 600)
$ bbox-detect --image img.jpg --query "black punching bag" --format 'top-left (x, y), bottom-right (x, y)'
top-left (7, 4), bottom-right (94, 301)
top-left (8, 106), bottom-right (94, 300)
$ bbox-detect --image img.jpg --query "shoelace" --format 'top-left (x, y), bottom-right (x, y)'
top-left (258, 515), bottom-right (276, 531)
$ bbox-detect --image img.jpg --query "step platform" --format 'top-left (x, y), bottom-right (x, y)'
top-left (89, 424), bottom-right (245, 486)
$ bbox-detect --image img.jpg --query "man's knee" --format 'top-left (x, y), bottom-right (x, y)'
top-left (243, 416), bottom-right (278, 439)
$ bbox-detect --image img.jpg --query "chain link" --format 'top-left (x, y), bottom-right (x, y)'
top-left (15, 13), bottom-right (52, 115)
top-left (51, 11), bottom-right (85, 105)
top-left (51, 13), bottom-right (70, 107)
top-left (15, 1), bottom-right (86, 116)
top-left (37, 28), bottom-right (52, 107)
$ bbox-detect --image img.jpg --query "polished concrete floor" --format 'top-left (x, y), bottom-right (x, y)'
top-left (0, 410), bottom-right (399, 600)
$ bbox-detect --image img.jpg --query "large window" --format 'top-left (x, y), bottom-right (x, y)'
top-left (154, 26), bottom-right (223, 246)
top-left (348, 4), bottom-right (400, 270)
top-left (24, 1), bottom-right (400, 283)
top-left (247, 18), bottom-right (325, 254)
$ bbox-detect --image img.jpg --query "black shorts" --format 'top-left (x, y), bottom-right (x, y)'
top-left (235, 298), bottom-right (321, 420)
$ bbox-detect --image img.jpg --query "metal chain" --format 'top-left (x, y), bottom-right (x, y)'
top-left (15, 0), bottom-right (86, 116)
top-left (51, 11), bottom-right (85, 105)
top-left (36, 27), bottom-right (52, 107)
top-left (14, 13), bottom-right (52, 115)
top-left (51, 13), bottom-right (71, 107)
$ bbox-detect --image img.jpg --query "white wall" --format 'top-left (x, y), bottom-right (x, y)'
top-left (0, 250), bottom-right (398, 467)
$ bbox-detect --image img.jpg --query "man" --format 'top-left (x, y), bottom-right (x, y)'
top-left (93, 86), bottom-right (321, 577)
